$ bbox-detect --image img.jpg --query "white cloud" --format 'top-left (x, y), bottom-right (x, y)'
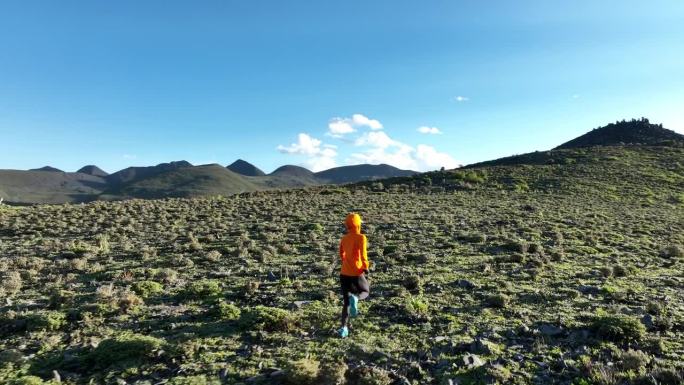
top-left (348, 130), bottom-right (459, 172)
top-left (454, 96), bottom-right (469, 102)
top-left (415, 144), bottom-right (460, 170)
top-left (352, 114), bottom-right (383, 130)
top-left (354, 131), bottom-right (403, 149)
top-left (327, 114), bottom-right (383, 136)
top-left (277, 133), bottom-right (338, 172)
top-left (328, 118), bottom-right (356, 136)
top-left (417, 126), bottom-right (442, 135)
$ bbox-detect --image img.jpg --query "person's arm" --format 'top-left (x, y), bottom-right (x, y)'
top-left (361, 235), bottom-right (369, 273)
top-left (339, 239), bottom-right (344, 261)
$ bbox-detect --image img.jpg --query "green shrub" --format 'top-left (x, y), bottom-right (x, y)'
top-left (591, 312), bottom-right (646, 343)
top-left (503, 239), bottom-right (528, 253)
top-left (167, 375), bottom-right (221, 385)
top-left (25, 311), bottom-right (66, 332)
top-left (401, 276), bottom-right (422, 293)
top-left (117, 292), bottom-right (144, 313)
top-left (8, 376), bottom-right (44, 385)
top-left (319, 359), bottom-right (348, 385)
top-left (184, 280), bottom-right (222, 299)
top-left (0, 349), bottom-right (23, 367)
top-left (347, 365), bottom-right (392, 385)
top-left (485, 293), bottom-right (510, 308)
top-left (660, 245), bottom-right (684, 259)
top-left (212, 301), bottom-right (241, 321)
top-left (1, 271), bottom-right (22, 295)
top-left (620, 349), bottom-right (650, 372)
top-left (87, 333), bottom-right (166, 369)
top-left (240, 306), bottom-right (296, 332)
top-left (284, 358), bottom-right (320, 385)
top-left (132, 280), bottom-right (164, 298)
top-left (405, 295), bottom-right (429, 316)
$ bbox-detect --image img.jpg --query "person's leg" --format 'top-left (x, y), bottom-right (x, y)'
top-left (356, 273), bottom-right (370, 300)
top-left (339, 275), bottom-right (351, 328)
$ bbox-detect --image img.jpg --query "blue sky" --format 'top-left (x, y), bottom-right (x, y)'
top-left (1, 1), bottom-right (683, 173)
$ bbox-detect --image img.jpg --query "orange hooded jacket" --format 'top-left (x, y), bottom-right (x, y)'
top-left (339, 213), bottom-right (369, 276)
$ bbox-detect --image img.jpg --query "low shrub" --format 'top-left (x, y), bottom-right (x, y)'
top-left (25, 311), bottom-right (66, 332)
top-left (8, 376), bottom-right (44, 385)
top-left (401, 276), bottom-right (422, 293)
top-left (167, 375), bottom-right (221, 385)
top-left (87, 333), bottom-right (166, 369)
top-left (212, 301), bottom-right (241, 321)
top-left (659, 245), bottom-right (684, 259)
top-left (620, 349), bottom-right (650, 372)
top-left (485, 293), bottom-right (510, 308)
top-left (284, 357), bottom-right (320, 385)
top-left (132, 280), bottom-right (164, 298)
top-left (184, 280), bottom-right (222, 299)
top-left (239, 306), bottom-right (296, 332)
top-left (405, 295), bottom-right (429, 317)
top-left (590, 312), bottom-right (645, 343)
top-left (347, 365), bottom-right (392, 385)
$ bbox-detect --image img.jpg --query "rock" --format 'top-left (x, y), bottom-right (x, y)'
top-left (267, 271), bottom-right (277, 281)
top-left (434, 335), bottom-right (449, 343)
top-left (642, 314), bottom-right (655, 329)
top-left (470, 338), bottom-right (499, 355)
top-left (460, 354), bottom-right (485, 369)
top-left (219, 368), bottom-right (229, 380)
top-left (457, 279), bottom-right (477, 289)
top-left (568, 329), bottom-right (590, 343)
top-left (269, 370), bottom-right (285, 379)
top-left (538, 323), bottom-right (563, 337)
top-left (52, 370), bottom-right (61, 383)
top-left (290, 300), bottom-right (312, 310)
top-left (578, 285), bottom-right (599, 295)
top-left (371, 349), bottom-right (392, 363)
top-left (392, 376), bottom-right (411, 385)
top-left (518, 324), bottom-right (531, 335)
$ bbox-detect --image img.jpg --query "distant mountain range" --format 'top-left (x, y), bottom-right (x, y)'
top-left (0, 160), bottom-right (417, 204)
top-left (1, 118), bottom-right (682, 205)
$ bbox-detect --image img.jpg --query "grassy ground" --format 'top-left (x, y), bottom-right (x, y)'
top-left (0, 146), bottom-right (683, 385)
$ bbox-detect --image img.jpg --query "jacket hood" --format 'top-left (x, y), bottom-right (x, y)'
top-left (345, 213), bottom-right (362, 234)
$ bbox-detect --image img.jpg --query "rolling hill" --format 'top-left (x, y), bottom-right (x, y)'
top-left (227, 159), bottom-right (266, 176)
top-left (2, 118), bottom-right (681, 205)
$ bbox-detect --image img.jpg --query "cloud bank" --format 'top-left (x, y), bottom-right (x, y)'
top-left (278, 114), bottom-right (460, 172)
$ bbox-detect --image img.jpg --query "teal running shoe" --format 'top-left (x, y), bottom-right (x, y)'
top-left (338, 326), bottom-right (349, 338)
top-left (349, 294), bottom-right (359, 317)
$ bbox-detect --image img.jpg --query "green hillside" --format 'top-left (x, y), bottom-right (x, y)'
top-left (0, 142), bottom-right (682, 384)
top-left (104, 164), bottom-right (261, 199)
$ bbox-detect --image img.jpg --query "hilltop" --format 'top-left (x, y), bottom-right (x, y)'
top-left (227, 159), bottom-right (266, 177)
top-left (556, 118), bottom-right (684, 149)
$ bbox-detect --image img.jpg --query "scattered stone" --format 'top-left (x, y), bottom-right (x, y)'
top-left (642, 313), bottom-right (655, 329)
top-left (538, 323), bottom-right (564, 337)
top-left (460, 354), bottom-right (485, 369)
top-left (290, 300), bottom-right (312, 310)
top-left (568, 329), bottom-right (590, 343)
top-left (434, 335), bottom-right (449, 343)
top-left (457, 279), bottom-right (477, 289)
top-left (470, 338), bottom-right (500, 355)
top-left (578, 285), bottom-right (599, 295)
top-left (52, 370), bottom-right (61, 383)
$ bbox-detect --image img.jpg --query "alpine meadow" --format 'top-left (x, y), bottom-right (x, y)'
top-left (1, 1), bottom-right (684, 384)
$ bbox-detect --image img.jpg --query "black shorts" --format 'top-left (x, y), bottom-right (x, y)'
top-left (340, 274), bottom-right (369, 296)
